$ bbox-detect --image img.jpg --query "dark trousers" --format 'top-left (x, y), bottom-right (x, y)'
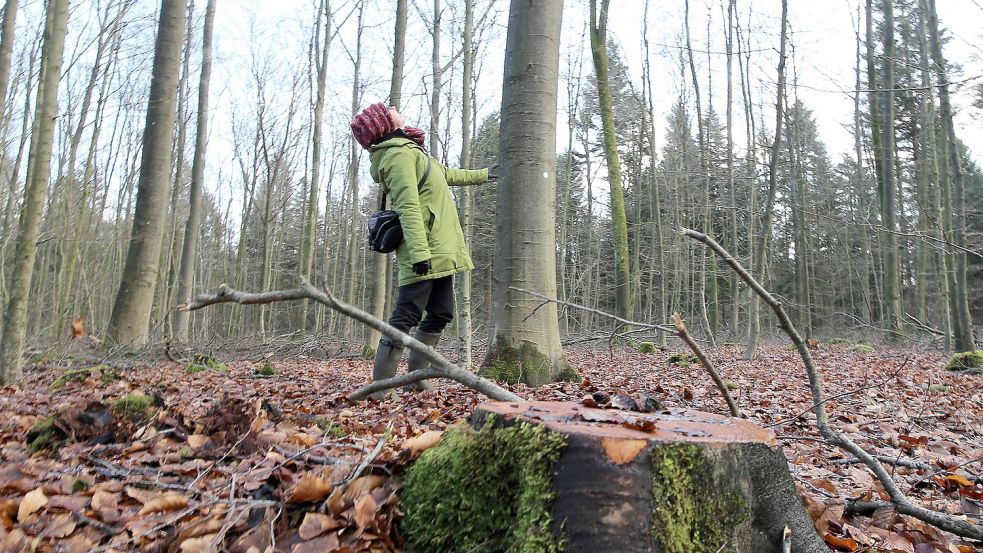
top-left (384, 276), bottom-right (455, 343)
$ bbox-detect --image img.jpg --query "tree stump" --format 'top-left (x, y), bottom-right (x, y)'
top-left (400, 401), bottom-right (828, 553)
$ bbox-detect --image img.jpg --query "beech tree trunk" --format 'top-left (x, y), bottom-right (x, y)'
top-left (481, 0), bottom-right (572, 386)
top-left (405, 401), bottom-right (827, 553)
top-left (107, 0), bottom-right (186, 347)
top-left (172, 0), bottom-right (217, 342)
top-left (0, 0), bottom-right (68, 383)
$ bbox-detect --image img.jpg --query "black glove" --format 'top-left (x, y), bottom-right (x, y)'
top-left (412, 259), bottom-right (432, 276)
top-left (487, 163), bottom-right (499, 180)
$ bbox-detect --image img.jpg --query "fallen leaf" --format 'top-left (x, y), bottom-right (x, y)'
top-left (71, 318), bottom-right (85, 339)
top-left (288, 473), bottom-right (333, 503)
top-left (823, 533), bottom-right (859, 551)
top-left (180, 533), bottom-right (218, 553)
top-left (354, 494), bottom-right (377, 531)
top-left (601, 438), bottom-right (648, 465)
top-left (39, 513), bottom-right (77, 539)
top-left (187, 434), bottom-right (210, 450)
top-left (138, 493), bottom-right (189, 515)
top-left (943, 474), bottom-right (974, 487)
top-left (876, 534), bottom-right (915, 553)
top-left (402, 431), bottom-right (443, 457)
top-left (291, 532), bottom-right (341, 553)
top-left (341, 475), bottom-right (385, 504)
top-left (17, 488), bottom-right (47, 521)
top-left (299, 512), bottom-right (341, 540)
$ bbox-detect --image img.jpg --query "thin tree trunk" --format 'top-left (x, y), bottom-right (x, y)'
top-left (172, 0), bottom-right (217, 342)
top-left (301, 0), bottom-right (331, 336)
top-left (926, 0), bottom-right (975, 351)
top-left (455, 0), bottom-right (474, 369)
top-left (0, 0), bottom-right (69, 382)
top-left (107, 0), bottom-right (186, 347)
top-left (744, 0), bottom-right (787, 360)
top-left (879, 0), bottom-right (903, 340)
top-left (589, 0), bottom-right (632, 322)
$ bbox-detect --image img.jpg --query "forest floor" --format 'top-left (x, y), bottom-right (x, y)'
top-left (0, 340), bottom-right (981, 552)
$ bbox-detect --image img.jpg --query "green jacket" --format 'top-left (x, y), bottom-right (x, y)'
top-left (369, 136), bottom-right (488, 286)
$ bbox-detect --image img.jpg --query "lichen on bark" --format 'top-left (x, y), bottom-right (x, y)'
top-left (649, 444), bottom-right (749, 553)
top-left (400, 418), bottom-right (568, 552)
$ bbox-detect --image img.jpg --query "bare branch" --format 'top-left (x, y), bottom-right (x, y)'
top-left (682, 227), bottom-right (983, 540)
top-left (182, 280), bottom-right (521, 403)
top-left (509, 286), bottom-right (676, 334)
top-left (672, 313), bottom-right (741, 417)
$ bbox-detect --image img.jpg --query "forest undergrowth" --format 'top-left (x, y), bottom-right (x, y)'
top-left (0, 340), bottom-right (981, 552)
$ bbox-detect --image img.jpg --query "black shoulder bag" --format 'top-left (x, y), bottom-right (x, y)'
top-left (367, 154), bottom-right (432, 253)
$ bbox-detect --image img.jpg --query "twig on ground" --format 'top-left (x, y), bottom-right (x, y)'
top-left (181, 280), bottom-right (520, 402)
top-left (672, 313), bottom-right (741, 417)
top-left (344, 429), bottom-right (389, 485)
top-left (682, 227), bottom-right (983, 540)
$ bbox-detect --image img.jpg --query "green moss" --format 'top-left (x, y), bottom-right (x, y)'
top-left (186, 354), bottom-right (227, 374)
top-left (638, 342), bottom-right (658, 354)
top-left (827, 337), bottom-right (849, 345)
top-left (112, 393), bottom-right (156, 422)
top-left (945, 351), bottom-right (983, 373)
top-left (255, 362), bottom-right (277, 377)
top-left (314, 417), bottom-right (347, 437)
top-left (49, 368), bottom-right (92, 390)
top-left (853, 343), bottom-right (874, 354)
top-left (361, 344), bottom-right (376, 359)
top-left (724, 381), bottom-right (739, 391)
top-left (27, 415), bottom-right (61, 452)
top-left (924, 384), bottom-right (949, 393)
top-left (401, 420), bottom-right (568, 552)
top-left (97, 366), bottom-right (119, 384)
top-left (481, 336), bottom-right (579, 386)
top-left (666, 352), bottom-right (697, 367)
top-left (649, 444), bottom-right (748, 553)
top-left (71, 478), bottom-right (90, 493)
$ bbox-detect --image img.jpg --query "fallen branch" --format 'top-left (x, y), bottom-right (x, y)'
top-left (507, 287), bottom-right (744, 417)
top-left (681, 227), bottom-right (983, 540)
top-left (672, 313), bottom-right (741, 418)
top-left (510, 286), bottom-right (676, 334)
top-left (181, 280), bottom-right (521, 403)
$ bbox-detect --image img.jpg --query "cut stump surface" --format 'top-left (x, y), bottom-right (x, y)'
top-left (402, 401), bottom-right (829, 553)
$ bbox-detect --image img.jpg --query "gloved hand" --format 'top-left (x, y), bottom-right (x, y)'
top-left (412, 259), bottom-right (432, 276)
top-left (487, 162), bottom-right (498, 180)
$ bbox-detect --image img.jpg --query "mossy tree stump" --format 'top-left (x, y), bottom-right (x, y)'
top-left (401, 401), bottom-right (828, 553)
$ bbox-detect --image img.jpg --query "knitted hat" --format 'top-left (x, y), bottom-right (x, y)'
top-left (350, 102), bottom-right (395, 150)
top-left (402, 126), bottom-right (426, 148)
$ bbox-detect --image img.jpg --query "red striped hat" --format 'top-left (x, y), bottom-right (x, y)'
top-left (350, 102), bottom-right (395, 150)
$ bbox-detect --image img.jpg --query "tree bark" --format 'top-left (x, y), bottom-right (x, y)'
top-left (363, 0), bottom-right (402, 356)
top-left (879, 0), bottom-right (904, 340)
top-left (403, 401), bottom-right (827, 553)
top-left (0, 0), bottom-right (68, 383)
top-left (455, 0), bottom-right (474, 369)
top-left (481, 0), bottom-right (571, 386)
top-left (107, 0), bottom-right (186, 347)
top-left (926, 0), bottom-right (975, 351)
top-left (172, 0), bottom-right (217, 342)
top-left (301, 0), bottom-right (331, 336)
top-left (744, 0), bottom-right (787, 360)
top-left (589, 0), bottom-right (632, 322)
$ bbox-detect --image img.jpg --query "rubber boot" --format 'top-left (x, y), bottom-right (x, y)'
top-left (369, 339), bottom-right (404, 400)
top-left (403, 330), bottom-right (440, 392)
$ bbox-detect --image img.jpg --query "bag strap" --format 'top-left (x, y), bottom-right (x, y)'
top-left (379, 147), bottom-right (432, 210)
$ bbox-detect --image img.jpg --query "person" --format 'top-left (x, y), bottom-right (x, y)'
top-left (350, 102), bottom-right (493, 398)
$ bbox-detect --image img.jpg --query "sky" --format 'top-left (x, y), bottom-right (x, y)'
top-left (204, 0), bottom-right (982, 202)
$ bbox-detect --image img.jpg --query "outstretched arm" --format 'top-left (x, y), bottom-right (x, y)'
top-left (443, 165), bottom-right (489, 186)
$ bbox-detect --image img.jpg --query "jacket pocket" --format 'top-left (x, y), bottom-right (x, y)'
top-left (424, 206), bottom-right (437, 240)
